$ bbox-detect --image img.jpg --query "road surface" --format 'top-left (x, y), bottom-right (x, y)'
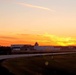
top-left (0, 52), bottom-right (76, 60)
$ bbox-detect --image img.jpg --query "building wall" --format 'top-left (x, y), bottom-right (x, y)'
top-left (11, 44), bottom-right (34, 51)
top-left (34, 46), bottom-right (61, 51)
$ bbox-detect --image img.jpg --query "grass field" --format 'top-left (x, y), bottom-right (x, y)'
top-left (2, 54), bottom-right (76, 75)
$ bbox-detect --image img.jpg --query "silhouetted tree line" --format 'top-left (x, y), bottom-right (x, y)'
top-left (0, 46), bottom-right (11, 55)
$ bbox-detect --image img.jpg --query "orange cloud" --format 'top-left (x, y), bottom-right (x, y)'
top-left (0, 36), bottom-right (17, 39)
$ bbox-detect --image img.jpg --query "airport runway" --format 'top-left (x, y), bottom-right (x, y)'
top-left (0, 52), bottom-right (76, 60)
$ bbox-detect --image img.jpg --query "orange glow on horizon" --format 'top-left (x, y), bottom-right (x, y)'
top-left (43, 33), bottom-right (76, 46)
top-left (0, 33), bottom-right (76, 46)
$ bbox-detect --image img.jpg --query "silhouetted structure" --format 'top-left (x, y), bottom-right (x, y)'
top-left (34, 42), bottom-right (61, 51)
top-left (0, 46), bottom-right (11, 55)
top-left (11, 44), bottom-right (34, 51)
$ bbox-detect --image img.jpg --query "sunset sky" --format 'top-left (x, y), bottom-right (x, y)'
top-left (0, 0), bottom-right (76, 46)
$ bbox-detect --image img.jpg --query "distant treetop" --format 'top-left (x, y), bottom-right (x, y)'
top-left (34, 42), bottom-right (39, 46)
